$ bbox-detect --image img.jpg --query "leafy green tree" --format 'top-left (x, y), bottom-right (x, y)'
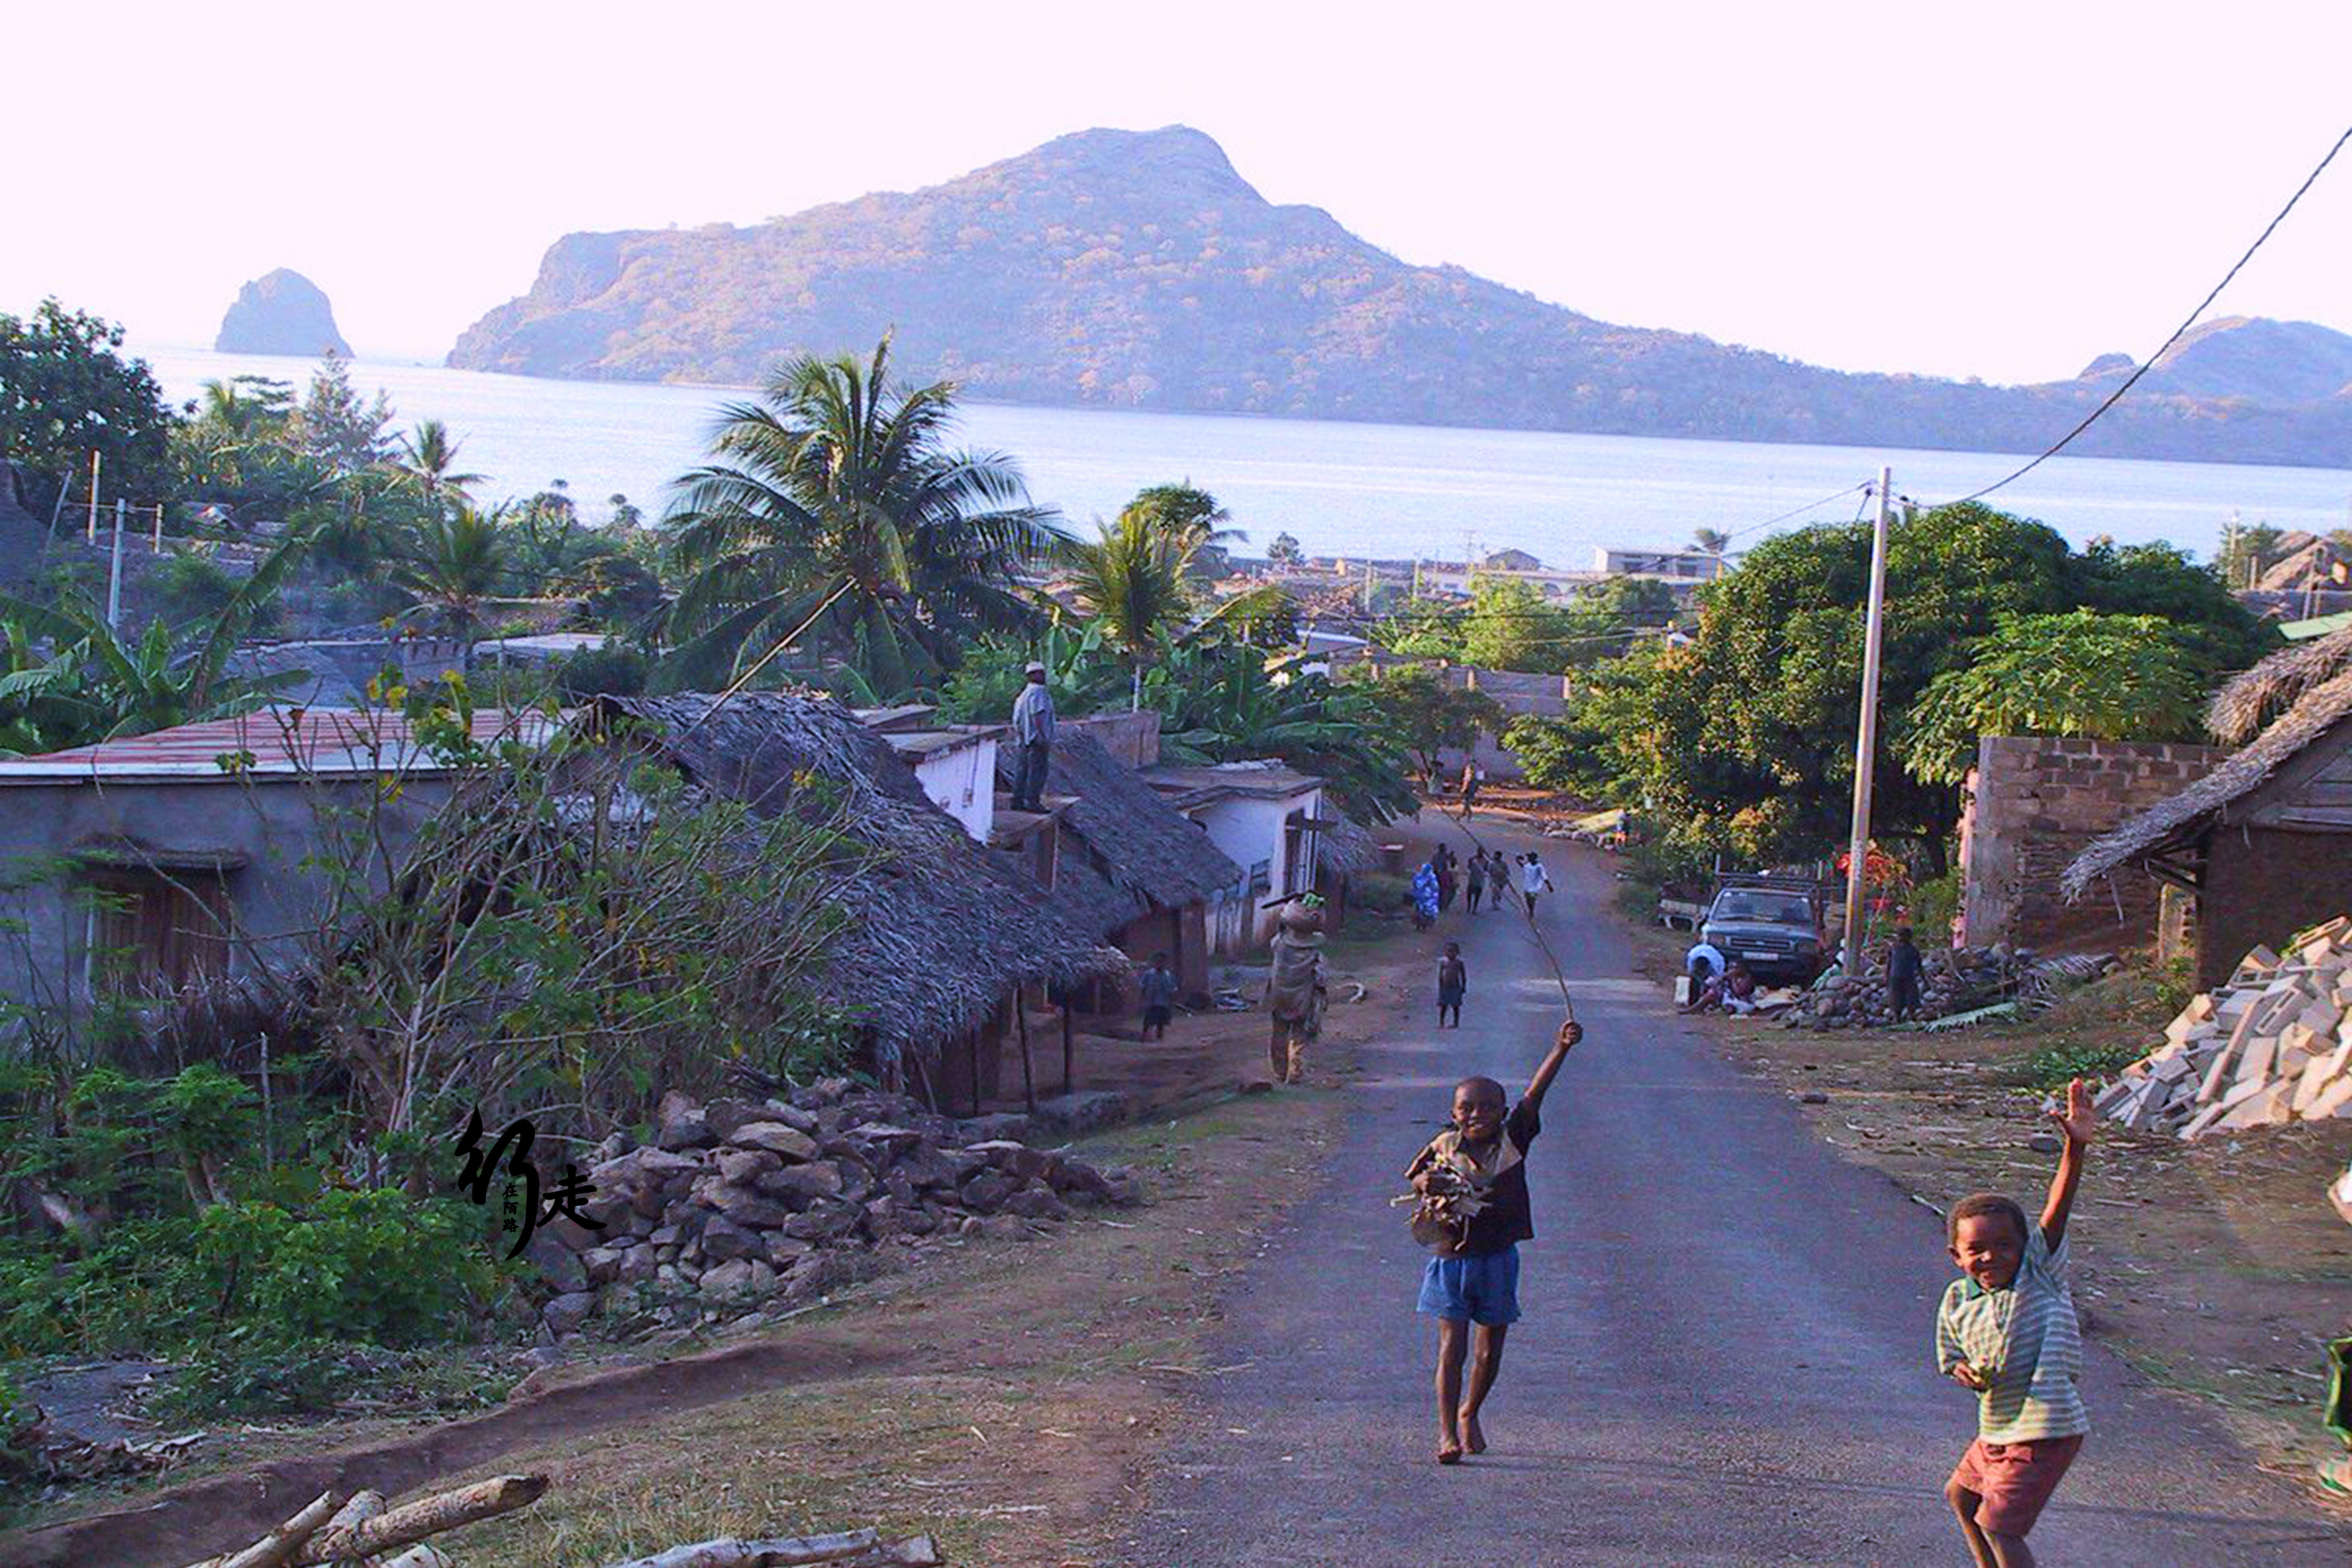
top-left (1898, 611), bottom-right (2207, 784)
top-left (1691, 527), bottom-right (1731, 555)
top-left (1267, 531), bottom-right (1305, 568)
top-left (1144, 641), bottom-right (1416, 822)
top-left (1458, 577), bottom-right (1577, 673)
top-left (2065, 539), bottom-right (2275, 677)
top-left (1357, 665), bottom-right (1504, 784)
top-left (608, 492), bottom-right (643, 528)
top-left (661, 338), bottom-right (1069, 695)
top-left (290, 352), bottom-right (394, 474)
top-left (0, 299), bottom-right (179, 512)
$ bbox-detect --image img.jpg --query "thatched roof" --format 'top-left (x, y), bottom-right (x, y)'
top-left (2064, 667), bottom-right (2352, 898)
top-left (997, 731), bottom-right (1241, 933)
top-left (592, 692), bottom-right (1123, 1064)
top-left (2207, 625), bottom-right (2352, 746)
top-left (1316, 812), bottom-right (1382, 875)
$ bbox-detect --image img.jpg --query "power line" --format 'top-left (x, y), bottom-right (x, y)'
top-left (1951, 120), bottom-right (2352, 506)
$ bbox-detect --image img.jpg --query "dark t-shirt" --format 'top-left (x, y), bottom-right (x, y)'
top-left (1887, 942), bottom-right (1923, 984)
top-left (1461, 1099), bottom-right (1541, 1255)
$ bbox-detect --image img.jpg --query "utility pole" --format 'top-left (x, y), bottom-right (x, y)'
top-left (1840, 466), bottom-right (1893, 976)
top-left (106, 499), bottom-right (128, 631)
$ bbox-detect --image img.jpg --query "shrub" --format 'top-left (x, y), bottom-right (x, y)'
top-left (1353, 871), bottom-right (1414, 912)
top-left (555, 641), bottom-right (650, 699)
top-left (154, 550), bottom-right (279, 635)
top-left (2015, 1039), bottom-right (2142, 1089)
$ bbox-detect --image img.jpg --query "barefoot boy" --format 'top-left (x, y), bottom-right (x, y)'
top-left (1403, 1016), bottom-right (1582, 1464)
top-left (1937, 1078), bottom-right (2096, 1566)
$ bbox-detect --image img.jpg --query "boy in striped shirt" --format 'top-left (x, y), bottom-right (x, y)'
top-left (1937, 1077), bottom-right (2096, 1566)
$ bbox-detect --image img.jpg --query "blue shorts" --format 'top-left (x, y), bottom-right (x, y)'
top-left (1416, 1244), bottom-right (1521, 1326)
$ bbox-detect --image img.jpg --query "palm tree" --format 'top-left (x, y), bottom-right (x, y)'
top-left (390, 419), bottom-right (483, 501)
top-left (660, 338), bottom-right (1069, 696)
top-left (1691, 527), bottom-right (1731, 555)
top-left (1068, 487), bottom-right (1293, 708)
top-left (392, 504), bottom-right (517, 641)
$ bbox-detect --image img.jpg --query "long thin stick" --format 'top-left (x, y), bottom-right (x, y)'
top-left (1435, 792), bottom-right (1575, 1020)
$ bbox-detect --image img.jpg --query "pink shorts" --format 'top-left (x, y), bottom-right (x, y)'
top-left (1949, 1434), bottom-right (2083, 1537)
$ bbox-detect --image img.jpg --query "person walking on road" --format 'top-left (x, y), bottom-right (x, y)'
top-left (1434, 843), bottom-right (1458, 913)
top-left (1009, 661), bottom-right (1055, 813)
top-left (1402, 1015), bottom-right (1584, 1464)
top-left (1518, 851), bottom-right (1553, 916)
top-left (1138, 952), bottom-right (1178, 1041)
top-left (1460, 760), bottom-right (1484, 816)
top-left (1436, 942), bottom-right (1468, 1029)
top-left (1464, 852), bottom-right (1488, 914)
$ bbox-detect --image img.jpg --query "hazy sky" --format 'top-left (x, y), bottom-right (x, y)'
top-left (15, 2), bottom-right (2350, 385)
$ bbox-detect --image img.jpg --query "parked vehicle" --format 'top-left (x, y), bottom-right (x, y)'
top-left (1700, 875), bottom-right (1829, 983)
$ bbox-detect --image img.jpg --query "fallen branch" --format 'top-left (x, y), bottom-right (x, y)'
top-left (293, 1473), bottom-right (548, 1564)
top-left (179, 1489), bottom-right (341, 1568)
top-left (605, 1531), bottom-right (944, 1568)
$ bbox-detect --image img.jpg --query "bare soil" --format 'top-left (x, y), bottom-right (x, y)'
top-left (1619, 902), bottom-right (2352, 1488)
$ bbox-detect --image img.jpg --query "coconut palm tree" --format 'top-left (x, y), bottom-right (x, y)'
top-left (390, 419), bottom-right (483, 502)
top-left (1068, 487), bottom-right (1294, 708)
top-left (660, 339), bottom-right (1069, 696)
top-left (392, 504), bottom-right (517, 641)
top-left (1691, 526), bottom-right (1731, 555)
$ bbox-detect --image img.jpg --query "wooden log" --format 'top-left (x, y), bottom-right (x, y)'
top-left (603, 1529), bottom-right (944, 1567)
top-left (1016, 989), bottom-right (1036, 1114)
top-left (185, 1490), bottom-right (343, 1568)
top-left (325, 1490), bottom-right (385, 1530)
top-left (380, 1549), bottom-right (454, 1568)
top-left (293, 1474), bottom-right (548, 1564)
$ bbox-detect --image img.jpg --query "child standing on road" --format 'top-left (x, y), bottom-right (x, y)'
top-left (1403, 1016), bottom-right (1582, 1465)
top-left (1436, 942), bottom-right (1468, 1028)
top-left (1937, 1078), bottom-right (2096, 1566)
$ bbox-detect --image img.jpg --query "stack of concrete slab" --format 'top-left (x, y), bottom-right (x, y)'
top-left (2096, 916), bottom-right (2352, 1139)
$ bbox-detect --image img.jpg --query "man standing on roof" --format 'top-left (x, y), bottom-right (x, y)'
top-left (1010, 661), bottom-right (1055, 812)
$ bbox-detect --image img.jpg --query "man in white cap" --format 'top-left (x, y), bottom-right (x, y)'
top-left (1009, 660), bottom-right (1056, 812)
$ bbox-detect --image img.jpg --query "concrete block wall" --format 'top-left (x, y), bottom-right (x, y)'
top-left (1960, 735), bottom-right (2228, 951)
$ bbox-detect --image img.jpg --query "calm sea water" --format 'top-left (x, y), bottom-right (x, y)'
top-left (141, 345), bottom-right (2352, 565)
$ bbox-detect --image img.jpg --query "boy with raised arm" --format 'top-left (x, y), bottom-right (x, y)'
top-left (1403, 1015), bottom-right (1583, 1464)
top-left (1937, 1078), bottom-right (2096, 1566)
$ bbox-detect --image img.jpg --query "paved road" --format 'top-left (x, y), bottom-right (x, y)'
top-left (1125, 820), bottom-right (2347, 1565)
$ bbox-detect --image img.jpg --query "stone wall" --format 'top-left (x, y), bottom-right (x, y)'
top-left (1960, 735), bottom-right (2228, 952)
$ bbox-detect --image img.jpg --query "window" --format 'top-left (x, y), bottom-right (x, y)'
top-left (86, 869), bottom-right (231, 996)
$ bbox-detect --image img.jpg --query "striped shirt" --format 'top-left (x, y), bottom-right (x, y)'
top-left (1936, 1225), bottom-right (2089, 1443)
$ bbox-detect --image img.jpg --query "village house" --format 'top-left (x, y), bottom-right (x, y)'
top-left (1138, 755), bottom-right (1330, 946)
top-left (2065, 630), bottom-right (2352, 988)
top-left (0, 706), bottom-right (555, 1007)
top-left (991, 720), bottom-right (1241, 1003)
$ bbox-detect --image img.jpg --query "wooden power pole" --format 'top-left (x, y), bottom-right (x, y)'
top-left (1840, 466), bottom-right (1893, 974)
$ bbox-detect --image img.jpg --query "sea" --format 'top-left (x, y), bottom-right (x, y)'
top-left (139, 345), bottom-right (2352, 567)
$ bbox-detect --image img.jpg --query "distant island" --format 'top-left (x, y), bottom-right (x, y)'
top-left (450, 126), bottom-right (2352, 469)
top-left (218, 268), bottom-right (351, 357)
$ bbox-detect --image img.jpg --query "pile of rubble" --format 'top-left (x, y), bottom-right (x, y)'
top-left (530, 1079), bottom-right (1143, 1340)
top-left (2097, 917), bottom-right (2352, 1139)
top-left (1781, 946), bottom-right (2105, 1030)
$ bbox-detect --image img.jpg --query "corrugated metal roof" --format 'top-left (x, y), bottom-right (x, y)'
top-left (0, 707), bottom-right (559, 784)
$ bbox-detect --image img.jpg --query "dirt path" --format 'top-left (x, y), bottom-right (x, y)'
top-left (1122, 820), bottom-right (2352, 1564)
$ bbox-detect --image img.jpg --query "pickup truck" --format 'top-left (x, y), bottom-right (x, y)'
top-left (1699, 876), bottom-right (1829, 984)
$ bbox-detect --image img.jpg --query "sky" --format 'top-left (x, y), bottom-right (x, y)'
top-left (13, 2), bottom-right (2352, 386)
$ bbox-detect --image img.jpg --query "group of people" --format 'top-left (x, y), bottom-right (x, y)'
top-left (1678, 941), bottom-right (1761, 1014)
top-left (1416, 845), bottom-right (1553, 929)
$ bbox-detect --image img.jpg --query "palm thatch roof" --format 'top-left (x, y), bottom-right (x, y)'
top-left (2064, 667), bottom-right (2352, 898)
top-left (997, 731), bottom-right (1241, 935)
top-left (591, 692), bottom-right (1123, 1064)
top-left (2206, 625), bottom-right (2352, 746)
top-left (1314, 812), bottom-right (1382, 878)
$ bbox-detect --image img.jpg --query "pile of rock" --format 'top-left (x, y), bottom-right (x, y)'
top-left (528, 1079), bottom-right (1143, 1340)
top-left (1781, 946), bottom-right (2064, 1030)
top-left (2096, 917), bottom-right (2352, 1139)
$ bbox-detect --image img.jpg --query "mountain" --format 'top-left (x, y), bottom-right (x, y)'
top-left (2067, 316), bottom-right (2352, 404)
top-left (217, 269), bottom-right (351, 357)
top-left (449, 127), bottom-right (2352, 468)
